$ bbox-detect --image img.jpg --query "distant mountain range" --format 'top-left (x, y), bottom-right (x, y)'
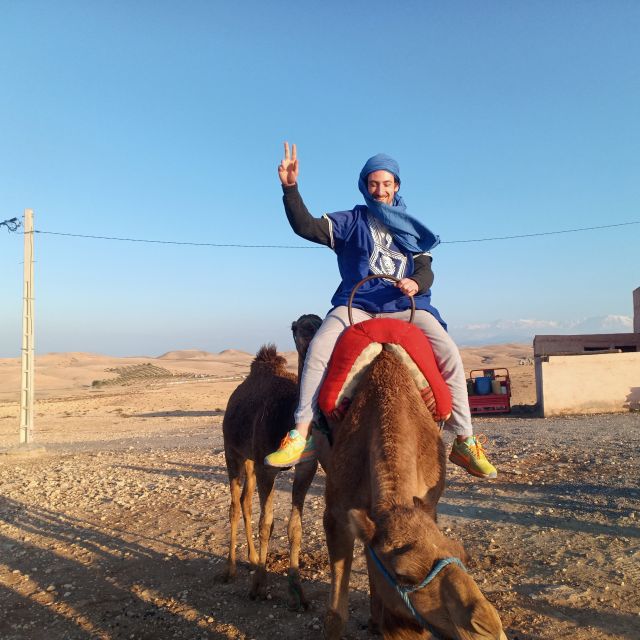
top-left (451, 315), bottom-right (633, 346)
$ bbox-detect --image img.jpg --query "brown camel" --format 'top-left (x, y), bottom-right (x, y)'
top-left (222, 314), bottom-right (322, 610)
top-left (322, 347), bottom-right (507, 639)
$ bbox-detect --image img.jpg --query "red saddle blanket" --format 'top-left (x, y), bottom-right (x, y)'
top-left (317, 318), bottom-right (452, 422)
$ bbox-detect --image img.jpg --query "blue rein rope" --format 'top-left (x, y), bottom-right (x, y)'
top-left (367, 545), bottom-right (466, 637)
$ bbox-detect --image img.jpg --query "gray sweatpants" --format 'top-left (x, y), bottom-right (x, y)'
top-left (295, 305), bottom-right (473, 437)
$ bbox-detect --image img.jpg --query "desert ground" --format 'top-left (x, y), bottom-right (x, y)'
top-left (0, 344), bottom-right (638, 639)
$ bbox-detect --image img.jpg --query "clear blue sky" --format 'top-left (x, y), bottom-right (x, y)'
top-left (1, 1), bottom-right (638, 357)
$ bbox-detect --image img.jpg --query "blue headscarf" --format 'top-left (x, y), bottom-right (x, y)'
top-left (358, 154), bottom-right (440, 253)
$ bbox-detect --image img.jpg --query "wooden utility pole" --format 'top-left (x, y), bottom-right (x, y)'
top-left (19, 209), bottom-right (35, 444)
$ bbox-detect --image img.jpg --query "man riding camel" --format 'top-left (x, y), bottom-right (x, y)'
top-left (265, 143), bottom-right (497, 479)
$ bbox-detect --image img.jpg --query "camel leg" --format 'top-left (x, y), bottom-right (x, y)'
top-left (365, 553), bottom-right (383, 635)
top-left (323, 506), bottom-right (355, 640)
top-left (287, 459), bottom-right (318, 611)
top-left (250, 464), bottom-right (277, 600)
top-left (241, 459), bottom-right (259, 566)
top-left (314, 431), bottom-right (332, 474)
top-left (222, 455), bottom-right (244, 581)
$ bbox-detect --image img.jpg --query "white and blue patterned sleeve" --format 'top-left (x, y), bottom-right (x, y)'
top-left (324, 210), bottom-right (356, 252)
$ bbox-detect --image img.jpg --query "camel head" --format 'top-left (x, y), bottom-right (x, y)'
top-left (349, 502), bottom-right (507, 640)
top-left (291, 314), bottom-right (323, 359)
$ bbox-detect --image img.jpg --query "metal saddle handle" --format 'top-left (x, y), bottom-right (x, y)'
top-left (347, 274), bottom-right (416, 326)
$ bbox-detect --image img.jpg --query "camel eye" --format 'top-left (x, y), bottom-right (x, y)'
top-left (394, 571), bottom-right (416, 586)
top-left (392, 542), bottom-right (414, 556)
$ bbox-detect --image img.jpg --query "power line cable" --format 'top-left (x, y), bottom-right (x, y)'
top-left (28, 219), bottom-right (640, 247)
top-left (33, 230), bottom-right (320, 249)
top-left (1, 217), bottom-right (21, 232)
top-left (440, 220), bottom-right (640, 243)
top-left (2, 218), bottom-right (638, 246)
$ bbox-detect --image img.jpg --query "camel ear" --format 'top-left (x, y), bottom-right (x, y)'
top-left (291, 320), bottom-right (298, 333)
top-left (413, 495), bottom-right (427, 510)
top-left (348, 509), bottom-right (376, 543)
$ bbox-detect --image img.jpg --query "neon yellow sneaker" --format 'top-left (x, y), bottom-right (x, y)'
top-left (449, 435), bottom-right (497, 479)
top-left (264, 430), bottom-right (316, 468)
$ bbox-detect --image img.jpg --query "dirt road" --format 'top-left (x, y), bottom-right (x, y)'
top-left (0, 375), bottom-right (638, 639)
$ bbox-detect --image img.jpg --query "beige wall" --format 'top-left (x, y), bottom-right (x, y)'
top-left (536, 352), bottom-right (640, 416)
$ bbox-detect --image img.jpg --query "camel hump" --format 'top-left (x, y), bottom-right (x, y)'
top-left (364, 348), bottom-right (418, 401)
top-left (250, 344), bottom-right (288, 375)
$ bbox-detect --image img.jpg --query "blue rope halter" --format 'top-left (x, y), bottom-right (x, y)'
top-left (367, 545), bottom-right (466, 637)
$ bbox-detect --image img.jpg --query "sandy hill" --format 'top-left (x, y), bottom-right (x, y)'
top-left (158, 350), bottom-right (217, 360)
top-left (0, 342), bottom-right (535, 405)
top-left (0, 348), bottom-right (258, 402)
top-left (217, 349), bottom-right (254, 357)
top-left (459, 343), bottom-right (533, 370)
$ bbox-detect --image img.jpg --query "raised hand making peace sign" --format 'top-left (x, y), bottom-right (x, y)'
top-left (278, 142), bottom-right (298, 186)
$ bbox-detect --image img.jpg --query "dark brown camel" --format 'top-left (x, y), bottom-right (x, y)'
top-left (222, 314), bottom-right (322, 610)
top-left (322, 347), bottom-right (507, 639)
